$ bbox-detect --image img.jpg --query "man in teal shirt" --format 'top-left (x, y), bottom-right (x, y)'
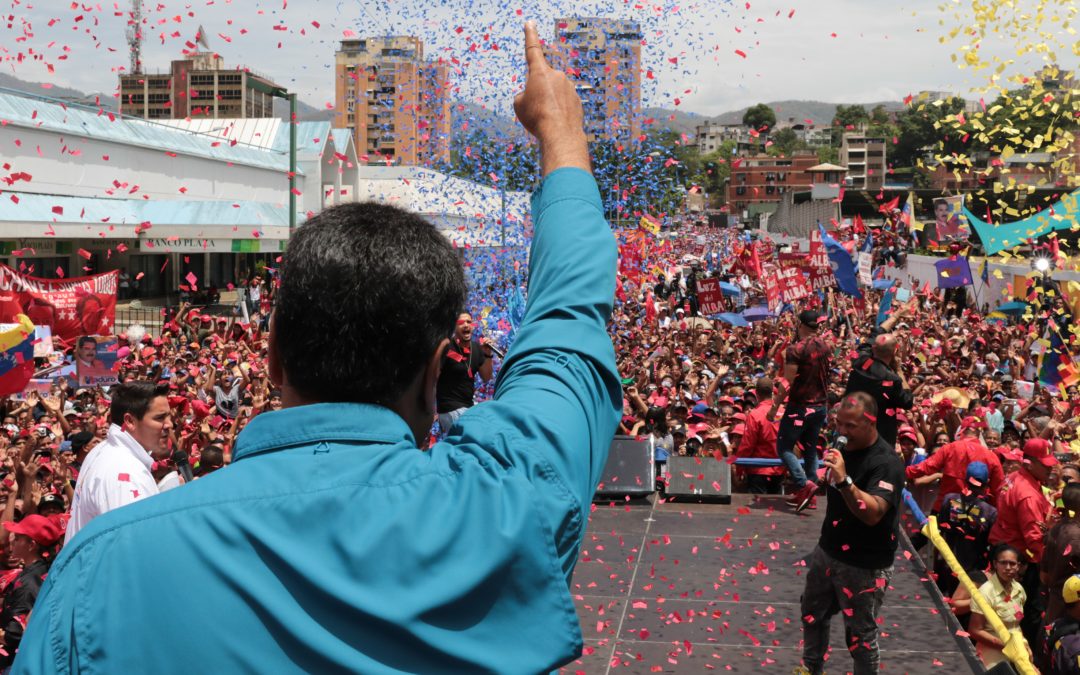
top-left (14, 22), bottom-right (619, 674)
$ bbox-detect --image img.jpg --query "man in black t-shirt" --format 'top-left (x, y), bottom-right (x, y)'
top-left (799, 392), bottom-right (905, 675)
top-left (844, 329), bottom-right (913, 447)
top-left (435, 312), bottom-right (494, 439)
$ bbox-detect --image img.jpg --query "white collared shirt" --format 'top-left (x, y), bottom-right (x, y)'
top-left (65, 424), bottom-right (160, 544)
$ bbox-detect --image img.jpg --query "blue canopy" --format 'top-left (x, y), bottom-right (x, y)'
top-left (965, 188), bottom-right (1079, 254)
top-left (994, 301), bottom-right (1029, 315)
top-left (713, 312), bottom-right (750, 327)
top-left (718, 281), bottom-right (742, 296)
top-left (741, 306), bottom-right (775, 322)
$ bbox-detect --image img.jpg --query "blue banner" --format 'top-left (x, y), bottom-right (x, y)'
top-left (818, 224), bottom-right (862, 298)
top-left (934, 257), bottom-right (973, 289)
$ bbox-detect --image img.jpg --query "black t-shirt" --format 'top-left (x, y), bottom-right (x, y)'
top-left (845, 340), bottom-right (914, 447)
top-left (436, 339), bottom-right (487, 414)
top-left (819, 435), bottom-right (905, 570)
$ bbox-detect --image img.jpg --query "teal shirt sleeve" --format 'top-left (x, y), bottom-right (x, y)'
top-left (447, 167), bottom-right (620, 579)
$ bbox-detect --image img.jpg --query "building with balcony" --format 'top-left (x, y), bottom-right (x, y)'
top-left (546, 18), bottom-right (642, 144)
top-left (839, 133), bottom-right (887, 191)
top-left (119, 53), bottom-right (279, 120)
top-left (725, 153), bottom-right (821, 215)
top-left (695, 122), bottom-right (763, 156)
top-left (334, 36), bottom-right (451, 166)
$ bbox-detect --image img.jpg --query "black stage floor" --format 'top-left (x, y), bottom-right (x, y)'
top-left (561, 494), bottom-right (982, 674)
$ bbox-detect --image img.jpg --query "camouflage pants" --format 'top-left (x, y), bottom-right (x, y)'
top-left (801, 545), bottom-right (893, 675)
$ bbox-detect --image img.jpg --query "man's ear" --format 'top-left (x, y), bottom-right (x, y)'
top-left (423, 338), bottom-right (450, 415)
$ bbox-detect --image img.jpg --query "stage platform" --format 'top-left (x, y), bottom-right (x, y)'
top-left (562, 494), bottom-right (982, 674)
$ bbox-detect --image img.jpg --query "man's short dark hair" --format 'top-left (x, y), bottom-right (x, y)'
top-left (755, 377), bottom-right (773, 399)
top-left (199, 445), bottom-right (225, 471)
top-left (839, 391), bottom-right (878, 418)
top-left (1063, 483), bottom-right (1080, 516)
top-left (275, 202), bottom-right (467, 406)
top-left (78, 336), bottom-right (97, 349)
top-left (109, 381), bottom-right (170, 426)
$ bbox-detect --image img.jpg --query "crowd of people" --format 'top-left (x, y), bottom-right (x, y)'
top-left (0, 217), bottom-right (1076, 674)
top-left (1, 219), bottom-right (1077, 672)
top-left (0, 121), bottom-right (1073, 675)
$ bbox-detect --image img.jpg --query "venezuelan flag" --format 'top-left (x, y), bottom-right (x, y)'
top-left (0, 315), bottom-right (35, 396)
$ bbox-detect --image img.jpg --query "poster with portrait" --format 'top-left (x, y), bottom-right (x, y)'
top-left (923, 195), bottom-right (971, 244)
top-left (74, 335), bottom-right (119, 387)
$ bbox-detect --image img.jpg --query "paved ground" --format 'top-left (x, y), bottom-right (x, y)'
top-left (561, 494), bottom-right (981, 674)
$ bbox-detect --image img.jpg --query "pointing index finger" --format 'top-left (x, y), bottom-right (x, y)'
top-left (523, 20), bottom-right (547, 73)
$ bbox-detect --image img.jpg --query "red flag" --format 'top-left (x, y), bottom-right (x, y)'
top-left (878, 196), bottom-right (900, 214)
top-left (853, 214), bottom-right (866, 234)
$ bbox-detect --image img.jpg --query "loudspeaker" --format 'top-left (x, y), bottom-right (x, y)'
top-left (664, 455), bottom-right (732, 502)
top-left (594, 436), bottom-right (655, 499)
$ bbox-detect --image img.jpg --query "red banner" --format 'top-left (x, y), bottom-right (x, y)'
top-left (807, 229), bottom-right (835, 291)
top-left (764, 264), bottom-right (811, 312)
top-left (695, 278), bottom-right (724, 315)
top-left (778, 252), bottom-right (809, 269)
top-left (0, 266), bottom-right (118, 344)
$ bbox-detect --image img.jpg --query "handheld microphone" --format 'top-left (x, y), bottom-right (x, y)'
top-left (173, 450), bottom-right (194, 484)
top-left (824, 435), bottom-right (848, 485)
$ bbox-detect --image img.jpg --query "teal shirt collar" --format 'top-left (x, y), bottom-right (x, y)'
top-left (232, 403), bottom-right (417, 461)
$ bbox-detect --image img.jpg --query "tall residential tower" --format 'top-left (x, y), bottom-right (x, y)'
top-left (546, 18), bottom-right (642, 144)
top-left (334, 37), bottom-right (451, 166)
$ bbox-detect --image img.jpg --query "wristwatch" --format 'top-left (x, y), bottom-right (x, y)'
top-left (839, 475), bottom-right (855, 490)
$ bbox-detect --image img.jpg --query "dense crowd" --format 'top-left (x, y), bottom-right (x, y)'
top-left (0, 218), bottom-right (1077, 672)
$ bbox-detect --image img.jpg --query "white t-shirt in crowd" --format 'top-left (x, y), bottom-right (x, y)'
top-left (65, 424), bottom-right (160, 544)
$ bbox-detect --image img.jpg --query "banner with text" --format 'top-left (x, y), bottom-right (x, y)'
top-left (764, 265), bottom-right (811, 312)
top-left (0, 266), bottom-right (117, 344)
top-left (695, 278), bottom-right (725, 315)
top-left (857, 252), bottom-right (873, 286)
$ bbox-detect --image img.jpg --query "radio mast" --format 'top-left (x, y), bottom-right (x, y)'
top-left (126, 0), bottom-right (143, 74)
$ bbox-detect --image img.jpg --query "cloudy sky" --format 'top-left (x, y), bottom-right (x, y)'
top-left (0, 0), bottom-right (1073, 117)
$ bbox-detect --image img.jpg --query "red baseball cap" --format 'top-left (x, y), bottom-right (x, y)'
top-left (1023, 438), bottom-right (1058, 467)
top-left (3, 514), bottom-right (64, 547)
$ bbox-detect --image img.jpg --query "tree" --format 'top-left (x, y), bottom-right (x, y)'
top-left (870, 105), bottom-right (890, 125)
top-left (891, 97), bottom-right (967, 168)
top-left (742, 103), bottom-right (776, 131)
top-left (833, 104), bottom-right (869, 129)
top-left (816, 145), bottom-right (840, 165)
top-left (767, 127), bottom-right (805, 156)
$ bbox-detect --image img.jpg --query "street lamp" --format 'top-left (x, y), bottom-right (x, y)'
top-left (268, 87), bottom-right (298, 231)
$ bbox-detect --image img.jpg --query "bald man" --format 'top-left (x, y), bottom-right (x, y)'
top-left (844, 330), bottom-right (913, 447)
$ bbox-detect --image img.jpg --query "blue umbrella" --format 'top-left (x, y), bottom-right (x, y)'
top-left (718, 281), bottom-right (742, 296)
top-left (713, 312), bottom-right (750, 327)
top-left (741, 306), bottom-right (775, 322)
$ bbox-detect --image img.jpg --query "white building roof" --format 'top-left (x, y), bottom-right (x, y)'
top-left (0, 88), bottom-right (295, 173)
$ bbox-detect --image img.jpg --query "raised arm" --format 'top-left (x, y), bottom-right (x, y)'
top-left (450, 21), bottom-right (619, 578)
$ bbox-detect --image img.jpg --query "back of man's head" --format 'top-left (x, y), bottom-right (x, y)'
top-left (872, 333), bottom-right (897, 363)
top-left (755, 377), bottom-right (773, 399)
top-left (274, 202), bottom-right (467, 405)
top-left (109, 381), bottom-right (170, 426)
top-left (1063, 483), bottom-right (1080, 519)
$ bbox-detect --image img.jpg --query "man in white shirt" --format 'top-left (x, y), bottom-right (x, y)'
top-left (65, 382), bottom-right (173, 543)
